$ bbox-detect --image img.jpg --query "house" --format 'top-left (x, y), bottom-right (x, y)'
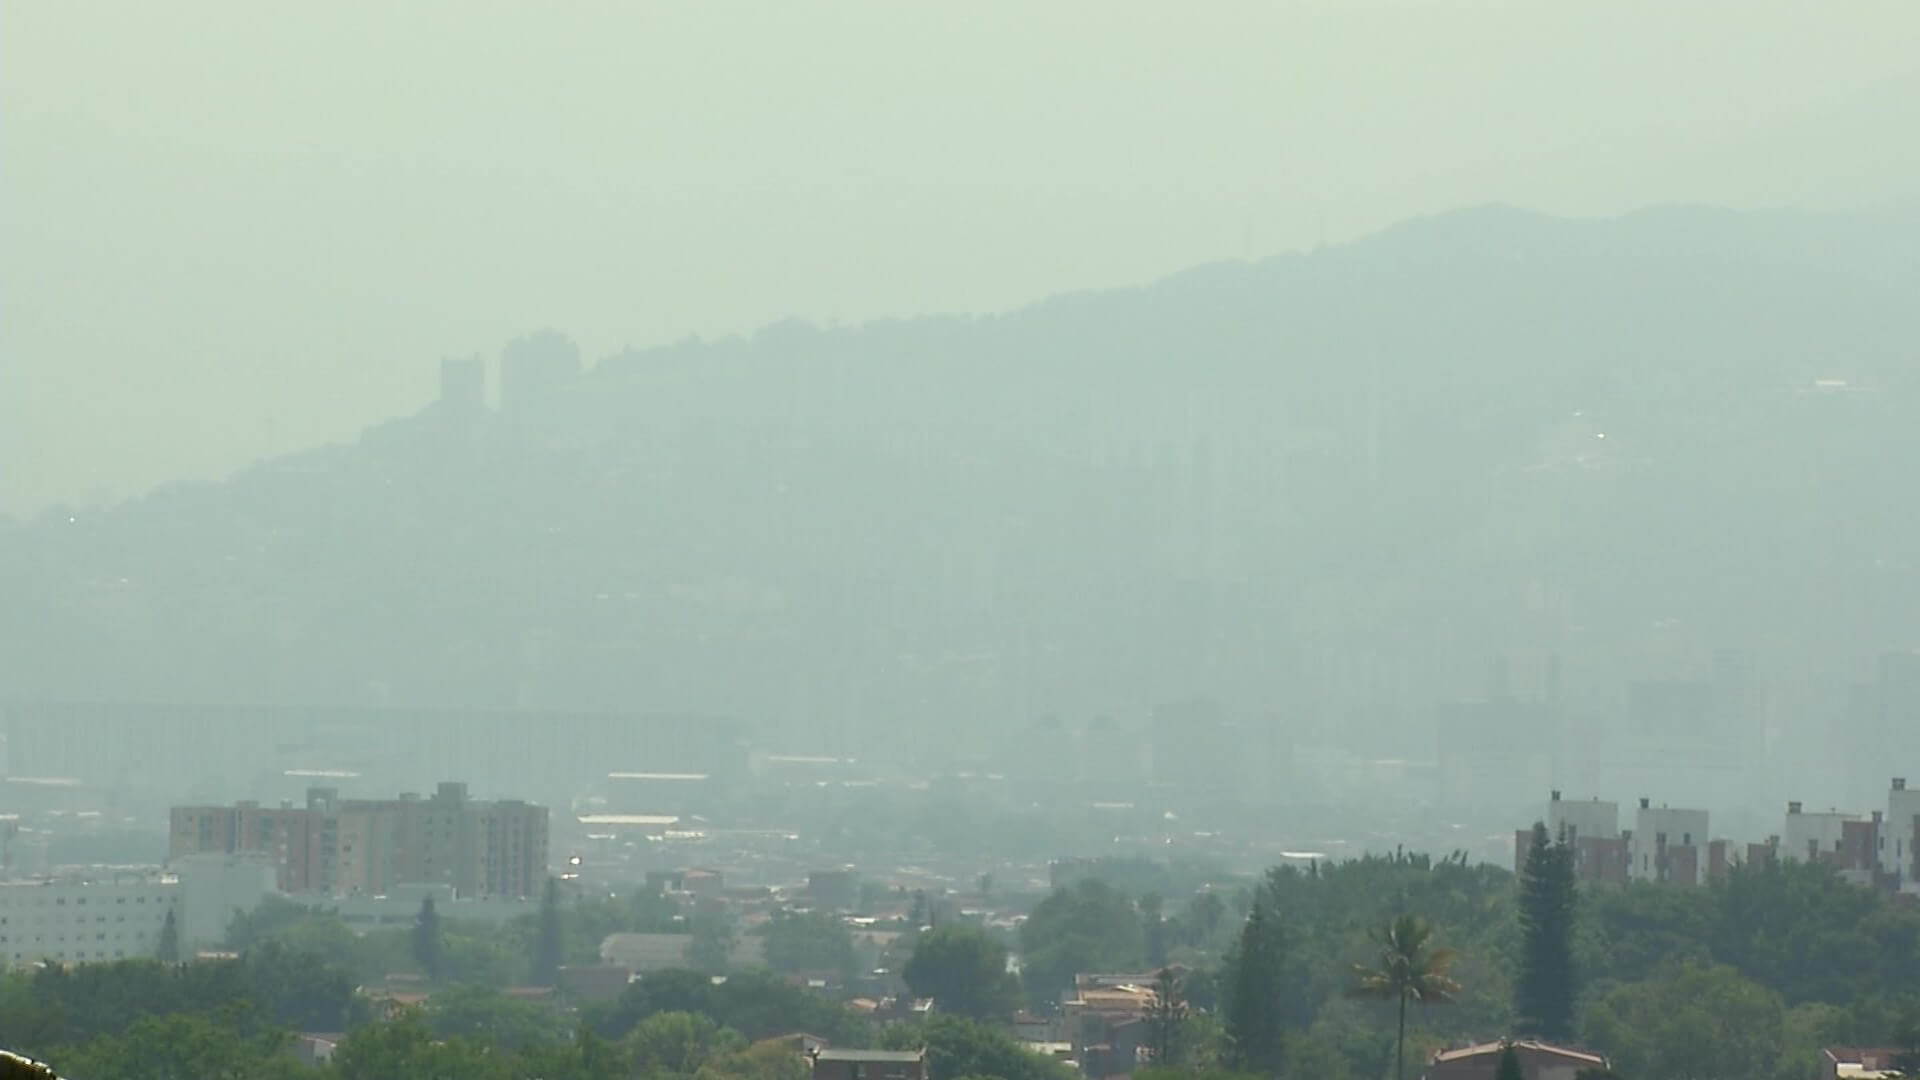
top-left (1425, 1041), bottom-right (1607, 1080)
top-left (557, 963), bottom-right (637, 1003)
top-left (766, 1033), bottom-right (831, 1056)
top-left (1062, 976), bottom-right (1158, 1080)
top-left (809, 1047), bottom-right (927, 1080)
top-left (598, 932), bottom-right (766, 972)
top-left (1820, 1047), bottom-right (1915, 1080)
top-left (289, 1034), bottom-right (342, 1068)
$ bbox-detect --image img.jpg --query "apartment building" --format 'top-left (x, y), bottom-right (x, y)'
top-left (0, 875), bottom-right (180, 969)
top-left (1522, 776), bottom-right (1918, 895)
top-left (171, 781), bottom-right (548, 899)
top-left (1887, 777), bottom-right (1920, 894)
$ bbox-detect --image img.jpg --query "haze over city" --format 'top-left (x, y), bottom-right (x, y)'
top-left (3, 6), bottom-right (1920, 1080)
top-left (5, 2), bottom-right (1918, 511)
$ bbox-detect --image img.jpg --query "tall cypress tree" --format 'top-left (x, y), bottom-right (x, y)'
top-left (1148, 965), bottom-right (1189, 1066)
top-left (156, 907), bottom-right (181, 964)
top-left (412, 894), bottom-right (443, 983)
top-left (533, 876), bottom-right (564, 987)
top-left (1516, 821), bottom-right (1577, 1038)
top-left (1225, 892), bottom-right (1288, 1077)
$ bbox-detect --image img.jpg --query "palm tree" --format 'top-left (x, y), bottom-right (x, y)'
top-left (1348, 914), bottom-right (1462, 1080)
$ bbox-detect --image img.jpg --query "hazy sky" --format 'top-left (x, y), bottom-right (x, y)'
top-left (4, 2), bottom-right (1917, 514)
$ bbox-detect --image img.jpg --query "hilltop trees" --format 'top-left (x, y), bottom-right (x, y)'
top-left (1515, 822), bottom-right (1577, 1039)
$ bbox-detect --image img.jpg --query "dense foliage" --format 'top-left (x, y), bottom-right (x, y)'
top-left (5, 851), bottom-right (1918, 1080)
top-left (903, 925), bottom-right (1023, 1021)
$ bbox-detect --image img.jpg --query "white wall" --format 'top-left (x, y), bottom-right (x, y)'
top-left (174, 852), bottom-right (277, 949)
top-left (1782, 809), bottom-right (1855, 863)
top-left (0, 878), bottom-right (180, 969)
top-left (1629, 805), bottom-right (1710, 883)
top-left (1888, 782), bottom-right (1920, 885)
top-left (1549, 797), bottom-right (1619, 841)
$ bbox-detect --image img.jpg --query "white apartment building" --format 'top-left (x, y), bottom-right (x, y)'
top-left (1629, 799), bottom-right (1710, 884)
top-left (174, 852), bottom-right (278, 949)
top-left (1888, 777), bottom-right (1920, 894)
top-left (1547, 791), bottom-right (1619, 843)
top-left (0, 855), bottom-right (275, 970)
top-left (0, 875), bottom-right (181, 969)
top-left (1782, 802), bottom-right (1860, 863)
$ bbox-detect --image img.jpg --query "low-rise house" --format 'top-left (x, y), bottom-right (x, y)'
top-left (1425, 1041), bottom-right (1607, 1080)
top-left (766, 1033), bottom-right (831, 1056)
top-left (289, 1034), bottom-right (342, 1068)
top-left (1821, 1047), bottom-right (1916, 1080)
top-left (809, 1048), bottom-right (927, 1080)
top-left (599, 932), bottom-right (765, 972)
top-left (557, 963), bottom-right (636, 1003)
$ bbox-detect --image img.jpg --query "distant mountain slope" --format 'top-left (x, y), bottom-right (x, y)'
top-left (4, 203), bottom-right (1917, 762)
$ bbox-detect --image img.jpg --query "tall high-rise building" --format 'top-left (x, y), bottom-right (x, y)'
top-left (170, 781), bottom-right (548, 899)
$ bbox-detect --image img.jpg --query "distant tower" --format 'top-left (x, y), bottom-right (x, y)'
top-left (439, 354), bottom-right (486, 413)
top-left (499, 330), bottom-right (582, 415)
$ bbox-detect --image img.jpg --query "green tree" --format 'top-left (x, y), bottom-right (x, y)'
top-left (411, 895), bottom-right (442, 983)
top-left (1348, 915), bottom-right (1460, 1080)
top-left (1224, 892), bottom-right (1288, 1077)
top-left (1143, 893), bottom-right (1170, 968)
top-left (697, 1038), bottom-right (815, 1080)
top-left (903, 924), bottom-right (1021, 1021)
top-left (1147, 966), bottom-right (1190, 1066)
top-left (535, 876), bottom-right (564, 988)
top-left (761, 909), bottom-right (857, 982)
top-left (689, 912), bottom-right (737, 975)
top-left (1581, 962), bottom-right (1784, 1080)
top-left (332, 1007), bottom-right (510, 1080)
top-left (1516, 822), bottom-right (1577, 1039)
top-left (624, 1010), bottom-right (746, 1075)
top-left (1187, 891), bottom-right (1228, 947)
top-left (425, 982), bottom-right (569, 1051)
top-left (1496, 1041), bottom-right (1524, 1080)
top-left (54, 1011), bottom-right (298, 1080)
top-left (157, 907), bottom-right (182, 965)
top-left (1019, 879), bottom-right (1147, 1007)
top-left (880, 1014), bottom-right (1076, 1080)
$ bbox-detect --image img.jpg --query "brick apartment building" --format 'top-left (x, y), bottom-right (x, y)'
top-left (170, 781), bottom-right (547, 899)
top-left (1517, 793), bottom-right (1726, 886)
top-left (1522, 777), bottom-right (1919, 897)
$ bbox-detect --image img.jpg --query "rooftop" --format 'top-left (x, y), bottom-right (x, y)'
top-left (814, 1049), bottom-right (926, 1063)
top-left (1432, 1042), bottom-right (1606, 1066)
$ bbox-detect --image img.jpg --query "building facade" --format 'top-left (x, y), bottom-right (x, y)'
top-left (1887, 778), bottom-right (1920, 894)
top-left (1517, 791), bottom-right (1631, 884)
top-left (171, 781), bottom-right (548, 899)
top-left (1628, 799), bottom-right (1712, 885)
top-left (0, 875), bottom-right (180, 969)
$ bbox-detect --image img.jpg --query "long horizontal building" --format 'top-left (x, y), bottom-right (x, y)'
top-left (0, 854), bottom-right (273, 969)
top-left (170, 781), bottom-right (547, 900)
